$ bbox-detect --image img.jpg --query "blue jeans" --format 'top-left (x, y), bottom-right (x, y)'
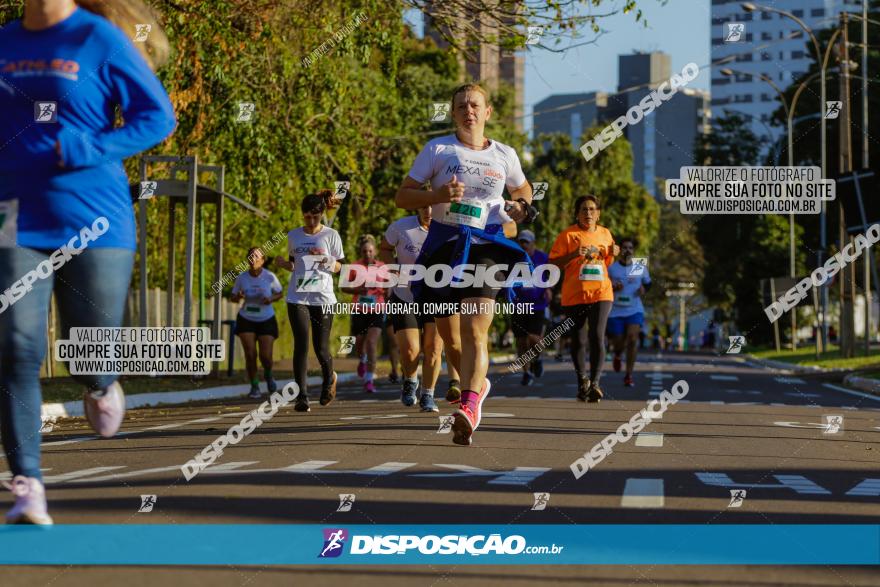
top-left (0, 247), bottom-right (134, 480)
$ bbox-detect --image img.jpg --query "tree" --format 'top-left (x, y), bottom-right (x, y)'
top-left (693, 111), bottom-right (804, 342)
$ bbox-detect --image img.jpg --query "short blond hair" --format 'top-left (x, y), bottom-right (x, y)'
top-left (452, 83), bottom-right (491, 107)
top-left (77, 0), bottom-right (170, 70)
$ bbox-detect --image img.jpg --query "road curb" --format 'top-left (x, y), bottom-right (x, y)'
top-left (841, 374), bottom-right (880, 397)
top-left (40, 373), bottom-right (360, 423)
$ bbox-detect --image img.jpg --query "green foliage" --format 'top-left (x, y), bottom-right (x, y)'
top-left (527, 128), bottom-right (660, 251)
top-left (693, 112), bottom-right (804, 341)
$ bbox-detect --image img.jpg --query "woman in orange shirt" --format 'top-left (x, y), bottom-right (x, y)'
top-left (549, 195), bottom-right (618, 402)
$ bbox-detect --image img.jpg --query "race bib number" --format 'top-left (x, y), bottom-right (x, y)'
top-left (0, 199), bottom-right (18, 248)
top-left (245, 305), bottom-right (261, 314)
top-left (579, 263), bottom-right (604, 281)
top-left (616, 295), bottom-right (632, 307)
top-left (443, 199), bottom-right (487, 229)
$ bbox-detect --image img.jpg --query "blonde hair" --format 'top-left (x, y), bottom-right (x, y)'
top-left (452, 83), bottom-right (491, 107)
top-left (77, 0), bottom-right (170, 70)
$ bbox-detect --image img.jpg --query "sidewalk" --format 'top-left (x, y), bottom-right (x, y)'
top-left (742, 354), bottom-right (880, 398)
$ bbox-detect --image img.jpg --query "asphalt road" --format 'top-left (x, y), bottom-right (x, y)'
top-left (2, 350), bottom-right (879, 586)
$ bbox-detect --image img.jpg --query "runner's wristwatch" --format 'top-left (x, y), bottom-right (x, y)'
top-left (512, 198), bottom-right (539, 224)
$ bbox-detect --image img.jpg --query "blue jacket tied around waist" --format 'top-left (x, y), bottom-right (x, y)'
top-left (411, 220), bottom-right (535, 305)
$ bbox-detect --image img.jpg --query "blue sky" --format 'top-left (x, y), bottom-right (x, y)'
top-left (406, 0), bottom-right (711, 136)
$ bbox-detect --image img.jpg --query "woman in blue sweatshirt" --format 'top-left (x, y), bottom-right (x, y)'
top-left (0, 0), bottom-right (176, 524)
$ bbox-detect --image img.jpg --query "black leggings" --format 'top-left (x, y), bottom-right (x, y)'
top-left (566, 301), bottom-right (613, 385)
top-left (287, 303), bottom-right (334, 396)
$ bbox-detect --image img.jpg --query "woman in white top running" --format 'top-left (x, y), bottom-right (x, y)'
top-left (395, 83), bottom-right (537, 446)
top-left (230, 247), bottom-right (283, 399)
top-left (274, 190), bottom-right (344, 412)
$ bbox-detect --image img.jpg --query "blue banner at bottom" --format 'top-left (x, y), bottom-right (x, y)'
top-left (0, 525), bottom-right (877, 565)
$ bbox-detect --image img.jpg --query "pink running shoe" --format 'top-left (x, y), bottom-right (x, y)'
top-left (364, 380), bottom-right (376, 393)
top-left (451, 378), bottom-right (491, 446)
top-left (83, 381), bottom-right (126, 438)
top-left (4, 476), bottom-right (53, 525)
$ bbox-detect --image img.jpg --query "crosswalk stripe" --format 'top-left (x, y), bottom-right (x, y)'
top-left (635, 433), bottom-right (663, 447)
top-left (621, 478), bottom-right (664, 508)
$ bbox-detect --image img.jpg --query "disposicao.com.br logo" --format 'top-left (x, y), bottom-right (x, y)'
top-left (318, 529), bottom-right (563, 558)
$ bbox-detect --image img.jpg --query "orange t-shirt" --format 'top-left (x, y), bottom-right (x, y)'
top-left (549, 224), bottom-right (615, 306)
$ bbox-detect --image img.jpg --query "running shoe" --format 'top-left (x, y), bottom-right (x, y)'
top-left (357, 359), bottom-right (367, 378)
top-left (521, 371), bottom-right (534, 386)
top-left (83, 381), bottom-right (125, 438)
top-left (4, 476), bottom-right (52, 525)
top-left (613, 354), bottom-right (622, 372)
top-left (451, 378), bottom-right (491, 446)
top-left (294, 393), bottom-right (311, 412)
top-left (624, 374), bottom-right (635, 387)
top-left (364, 380), bottom-right (376, 394)
top-left (419, 393), bottom-right (439, 413)
top-left (320, 371), bottom-right (338, 406)
top-left (388, 372), bottom-right (400, 385)
top-left (532, 358), bottom-right (545, 378)
top-left (576, 377), bottom-right (590, 402)
top-left (266, 377), bottom-right (278, 394)
top-left (446, 379), bottom-right (462, 404)
top-left (248, 384), bottom-right (262, 399)
top-left (587, 383), bottom-right (604, 403)
top-left (401, 378), bottom-right (418, 406)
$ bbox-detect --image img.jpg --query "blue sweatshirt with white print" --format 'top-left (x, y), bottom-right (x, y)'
top-left (0, 7), bottom-right (176, 250)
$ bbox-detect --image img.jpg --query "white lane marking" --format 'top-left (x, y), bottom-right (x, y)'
top-left (648, 391), bottom-right (661, 397)
top-left (709, 400), bottom-right (725, 405)
top-left (710, 375), bottom-right (739, 381)
top-left (283, 461), bottom-right (337, 473)
top-left (646, 374), bottom-right (673, 379)
top-left (728, 402), bottom-right (759, 406)
top-left (197, 461), bottom-right (260, 474)
top-left (775, 377), bottom-right (806, 384)
top-left (696, 472), bottom-right (831, 495)
top-left (635, 433), bottom-right (664, 447)
top-left (71, 465), bottom-right (183, 483)
top-left (358, 399), bottom-right (380, 403)
top-left (822, 383), bottom-right (880, 402)
top-left (784, 392), bottom-right (821, 398)
top-left (340, 414), bottom-right (407, 420)
top-left (746, 391), bottom-right (761, 395)
top-left (43, 436), bottom-right (98, 446)
top-left (483, 413), bottom-right (516, 418)
top-left (523, 396), bottom-right (540, 400)
top-left (43, 466), bottom-right (126, 484)
top-left (621, 478), bottom-right (664, 508)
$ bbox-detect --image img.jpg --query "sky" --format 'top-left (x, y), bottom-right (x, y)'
top-left (406, 0), bottom-right (712, 137)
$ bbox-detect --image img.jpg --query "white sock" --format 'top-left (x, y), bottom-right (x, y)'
top-left (405, 376), bottom-right (418, 387)
top-left (365, 371), bottom-right (374, 383)
top-left (422, 388), bottom-right (434, 397)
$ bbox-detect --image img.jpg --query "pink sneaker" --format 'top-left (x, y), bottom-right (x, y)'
top-left (451, 378), bottom-right (491, 446)
top-left (357, 360), bottom-right (367, 378)
top-left (4, 476), bottom-right (53, 525)
top-left (364, 380), bottom-right (376, 393)
top-left (83, 381), bottom-right (126, 438)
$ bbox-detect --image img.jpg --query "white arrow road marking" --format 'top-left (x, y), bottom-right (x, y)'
top-left (846, 479), bottom-right (880, 496)
top-left (621, 478), bottom-right (664, 508)
top-left (71, 465), bottom-right (184, 483)
top-left (410, 464), bottom-right (551, 486)
top-left (774, 421), bottom-right (832, 429)
top-left (197, 461), bottom-right (260, 474)
top-left (0, 469), bottom-right (51, 482)
top-left (696, 472), bottom-right (831, 495)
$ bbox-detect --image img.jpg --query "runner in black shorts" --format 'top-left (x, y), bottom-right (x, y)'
top-left (395, 83), bottom-right (537, 445)
top-left (379, 205), bottom-right (448, 412)
top-left (231, 247), bottom-right (283, 399)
